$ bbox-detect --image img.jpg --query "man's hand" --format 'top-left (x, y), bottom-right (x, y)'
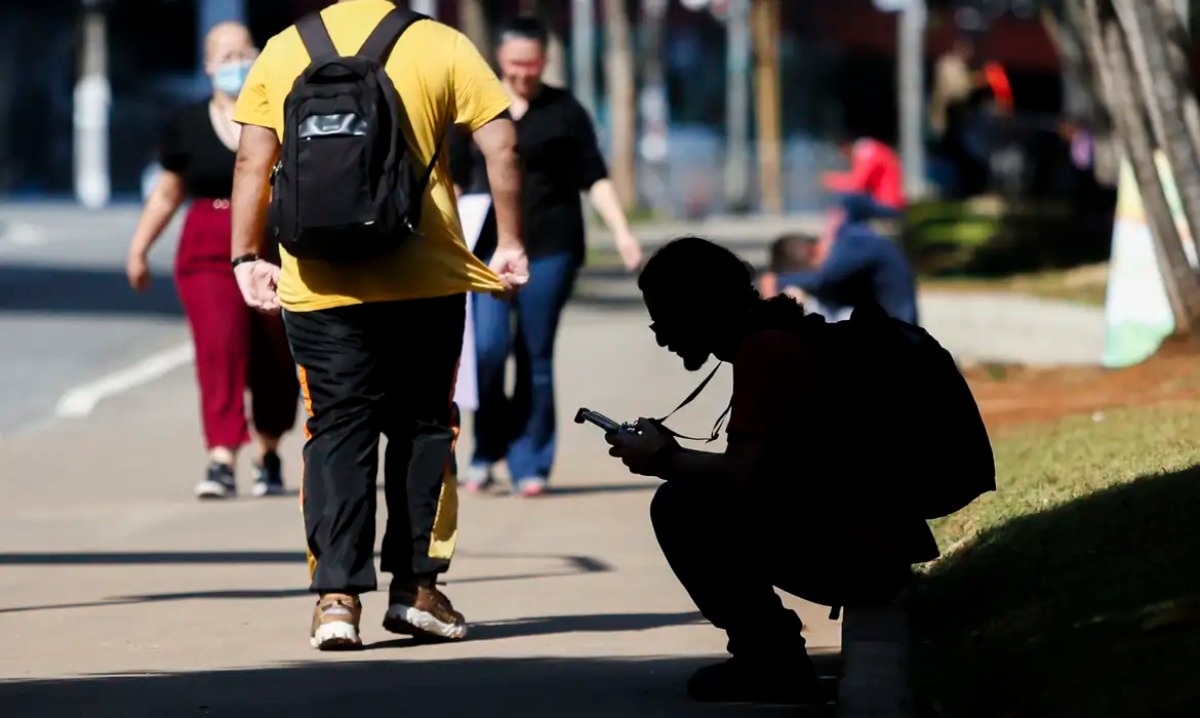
top-left (614, 230), bottom-right (644, 273)
top-left (234, 259), bottom-right (282, 314)
top-left (488, 244), bottom-right (530, 299)
top-left (605, 418), bottom-right (673, 477)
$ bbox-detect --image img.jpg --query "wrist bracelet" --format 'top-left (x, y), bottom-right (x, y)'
top-left (231, 253), bottom-right (259, 269)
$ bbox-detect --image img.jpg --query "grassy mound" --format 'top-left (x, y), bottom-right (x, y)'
top-left (910, 401), bottom-right (1200, 718)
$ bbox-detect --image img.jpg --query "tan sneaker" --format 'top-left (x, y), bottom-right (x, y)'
top-left (309, 593), bottom-right (362, 650)
top-left (383, 582), bottom-right (467, 641)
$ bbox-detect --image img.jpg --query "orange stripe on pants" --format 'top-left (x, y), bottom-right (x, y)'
top-left (297, 364), bottom-right (317, 581)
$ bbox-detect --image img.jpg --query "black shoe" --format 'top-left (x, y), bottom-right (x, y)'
top-left (686, 655), bottom-right (827, 705)
top-left (252, 451), bottom-right (285, 497)
top-left (195, 462), bottom-right (236, 499)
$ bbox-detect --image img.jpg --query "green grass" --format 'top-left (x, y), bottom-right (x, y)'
top-left (910, 401), bottom-right (1200, 717)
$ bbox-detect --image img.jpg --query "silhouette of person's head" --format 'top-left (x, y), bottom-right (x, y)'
top-left (638, 237), bottom-right (758, 371)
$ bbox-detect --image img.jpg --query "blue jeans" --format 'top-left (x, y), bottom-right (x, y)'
top-left (471, 251), bottom-right (578, 481)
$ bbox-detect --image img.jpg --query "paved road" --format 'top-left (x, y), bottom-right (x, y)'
top-left (0, 202), bottom-right (1108, 716)
top-left (0, 204), bottom-right (187, 435)
top-left (0, 204), bottom-right (808, 437)
top-left (0, 203), bottom-right (1107, 438)
top-left (0, 287), bottom-right (841, 717)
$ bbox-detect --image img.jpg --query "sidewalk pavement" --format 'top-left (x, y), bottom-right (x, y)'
top-left (0, 298), bottom-right (840, 717)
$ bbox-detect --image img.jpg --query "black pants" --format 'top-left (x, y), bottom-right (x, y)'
top-left (284, 295), bottom-right (465, 595)
top-left (649, 479), bottom-right (912, 659)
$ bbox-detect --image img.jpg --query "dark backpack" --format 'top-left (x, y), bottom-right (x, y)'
top-left (268, 7), bottom-right (440, 262)
top-left (824, 302), bottom-right (996, 520)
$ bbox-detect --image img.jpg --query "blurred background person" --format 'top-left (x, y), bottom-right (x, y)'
top-left (450, 16), bottom-right (644, 497)
top-left (763, 194), bottom-right (918, 326)
top-left (124, 21), bottom-right (299, 500)
top-left (821, 133), bottom-right (905, 214)
top-left (927, 33), bottom-right (1013, 199)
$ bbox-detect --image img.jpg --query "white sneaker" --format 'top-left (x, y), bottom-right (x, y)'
top-left (459, 463), bottom-right (493, 492)
top-left (310, 594), bottom-right (363, 650)
top-left (194, 462), bottom-right (236, 499)
top-left (516, 476), bottom-right (549, 497)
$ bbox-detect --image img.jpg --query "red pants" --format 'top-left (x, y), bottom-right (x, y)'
top-left (174, 199), bottom-right (299, 450)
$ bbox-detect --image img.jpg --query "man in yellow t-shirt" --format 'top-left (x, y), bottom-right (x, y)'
top-left (227, 0), bottom-right (529, 651)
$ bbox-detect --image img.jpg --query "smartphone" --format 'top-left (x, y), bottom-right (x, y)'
top-left (574, 407), bottom-right (624, 434)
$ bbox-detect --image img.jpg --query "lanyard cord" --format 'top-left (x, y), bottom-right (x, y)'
top-left (653, 362), bottom-right (731, 443)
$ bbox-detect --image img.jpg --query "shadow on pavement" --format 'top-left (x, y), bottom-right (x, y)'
top-left (0, 551), bottom-right (309, 566)
top-left (463, 482), bottom-right (660, 498)
top-left (0, 264), bottom-right (182, 317)
top-left (457, 610), bottom-right (707, 642)
top-left (0, 655), bottom-right (839, 717)
top-left (0, 550), bottom-right (613, 571)
top-left (0, 551), bottom-right (616, 615)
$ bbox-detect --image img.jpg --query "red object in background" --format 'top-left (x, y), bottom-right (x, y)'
top-left (821, 137), bottom-right (906, 209)
top-left (983, 61), bottom-right (1014, 112)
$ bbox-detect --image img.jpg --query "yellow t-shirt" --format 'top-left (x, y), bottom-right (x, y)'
top-left (233, 0), bottom-right (510, 312)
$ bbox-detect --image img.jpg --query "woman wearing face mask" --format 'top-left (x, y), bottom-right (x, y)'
top-left (125, 22), bottom-right (299, 500)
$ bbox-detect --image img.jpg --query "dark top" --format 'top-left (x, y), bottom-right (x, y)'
top-left (159, 100), bottom-right (237, 199)
top-left (449, 84), bottom-right (608, 262)
top-left (727, 328), bottom-right (940, 565)
top-left (778, 214), bottom-right (919, 326)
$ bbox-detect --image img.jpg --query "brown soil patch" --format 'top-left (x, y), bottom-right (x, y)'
top-left (965, 336), bottom-right (1200, 432)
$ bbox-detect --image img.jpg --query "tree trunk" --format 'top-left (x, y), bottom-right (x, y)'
top-left (751, 0), bottom-right (783, 214)
top-left (1045, 3), bottom-right (1121, 186)
top-left (1113, 0), bottom-right (1200, 264)
top-left (1100, 12), bottom-right (1200, 331)
top-left (1151, 0), bottom-right (1200, 165)
top-left (602, 0), bottom-right (637, 210)
top-left (458, 0), bottom-right (491, 59)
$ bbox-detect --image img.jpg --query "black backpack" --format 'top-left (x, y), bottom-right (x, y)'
top-left (825, 302), bottom-right (996, 520)
top-left (268, 7), bottom-right (440, 262)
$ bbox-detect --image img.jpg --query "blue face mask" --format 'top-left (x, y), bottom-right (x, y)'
top-left (213, 61), bottom-right (252, 96)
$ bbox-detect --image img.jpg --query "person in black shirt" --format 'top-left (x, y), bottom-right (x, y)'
top-left (451, 16), bottom-right (644, 497)
top-left (125, 22), bottom-right (299, 500)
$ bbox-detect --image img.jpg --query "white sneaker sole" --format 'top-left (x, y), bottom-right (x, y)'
top-left (383, 604), bottom-right (468, 641)
top-left (194, 480), bottom-right (234, 499)
top-left (251, 481), bottom-right (285, 497)
top-left (310, 621), bottom-right (362, 650)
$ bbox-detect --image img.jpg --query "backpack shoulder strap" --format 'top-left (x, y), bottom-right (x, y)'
top-left (357, 7), bottom-right (426, 64)
top-left (296, 12), bottom-right (338, 62)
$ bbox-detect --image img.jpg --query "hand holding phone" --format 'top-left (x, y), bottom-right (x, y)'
top-left (574, 408), bottom-right (635, 435)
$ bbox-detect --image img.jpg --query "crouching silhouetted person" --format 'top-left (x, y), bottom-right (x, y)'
top-left (605, 237), bottom-right (994, 705)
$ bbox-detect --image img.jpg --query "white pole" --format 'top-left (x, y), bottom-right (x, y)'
top-left (897, 0), bottom-right (927, 200)
top-left (640, 0), bottom-right (672, 216)
top-left (74, 1), bottom-right (110, 210)
top-left (724, 0), bottom-right (751, 210)
top-left (571, 0), bottom-right (597, 118)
